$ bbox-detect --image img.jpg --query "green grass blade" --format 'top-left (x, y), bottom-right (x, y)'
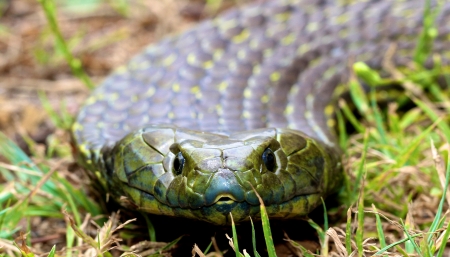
top-left (353, 61), bottom-right (383, 87)
top-left (141, 213), bottom-right (156, 242)
top-left (287, 240), bottom-right (315, 257)
top-left (157, 235), bottom-right (183, 254)
top-left (339, 99), bottom-right (365, 133)
top-left (66, 223), bottom-right (75, 257)
top-left (400, 219), bottom-right (421, 255)
top-left (0, 132), bottom-right (59, 196)
top-left (348, 77), bottom-right (370, 116)
top-left (320, 198), bottom-right (329, 255)
top-left (38, 0), bottom-right (94, 90)
top-left (370, 90), bottom-right (393, 158)
top-left (436, 219), bottom-right (450, 257)
top-left (427, 141), bottom-right (450, 244)
top-left (229, 213), bottom-right (242, 257)
top-left (399, 108), bottom-right (422, 130)
top-left (387, 104), bottom-right (401, 136)
top-left (259, 199), bottom-right (276, 257)
top-left (429, 81), bottom-right (450, 104)
top-left (47, 245), bottom-right (56, 257)
top-left (250, 217), bottom-right (261, 257)
top-left (395, 119), bottom-right (437, 168)
top-left (321, 198), bottom-right (328, 232)
top-left (203, 240), bottom-right (213, 255)
top-left (247, 182), bottom-right (276, 257)
top-left (56, 175), bottom-right (101, 216)
top-left (38, 91), bottom-right (73, 130)
top-left (0, 132), bottom-right (40, 174)
top-left (351, 131), bottom-right (369, 202)
top-left (307, 219), bottom-right (327, 256)
top-left (336, 108), bottom-right (349, 149)
top-left (395, 245), bottom-right (410, 257)
top-left (375, 234), bottom-right (423, 256)
top-left (371, 205), bottom-right (386, 251)
top-left (413, 97), bottom-right (450, 142)
top-left (413, 0), bottom-right (439, 65)
top-left (345, 207), bottom-right (352, 255)
top-left (356, 179), bottom-right (365, 257)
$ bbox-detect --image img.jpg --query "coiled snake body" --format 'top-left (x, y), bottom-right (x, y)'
top-left (72, 0), bottom-right (450, 225)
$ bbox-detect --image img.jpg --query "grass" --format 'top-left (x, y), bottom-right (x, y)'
top-left (0, 0), bottom-right (450, 256)
top-left (38, 0), bottom-right (95, 90)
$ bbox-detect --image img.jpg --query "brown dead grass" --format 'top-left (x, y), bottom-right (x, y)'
top-left (0, 0), bottom-right (202, 145)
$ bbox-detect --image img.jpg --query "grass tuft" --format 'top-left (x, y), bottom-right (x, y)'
top-left (37, 0), bottom-right (95, 90)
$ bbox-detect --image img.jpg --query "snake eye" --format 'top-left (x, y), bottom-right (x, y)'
top-left (262, 148), bottom-right (276, 172)
top-left (173, 152), bottom-right (185, 175)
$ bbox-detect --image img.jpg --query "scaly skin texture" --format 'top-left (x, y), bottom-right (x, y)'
top-left (72, 0), bottom-right (450, 225)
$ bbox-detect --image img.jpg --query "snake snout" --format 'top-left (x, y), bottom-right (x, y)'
top-left (204, 168), bottom-right (245, 205)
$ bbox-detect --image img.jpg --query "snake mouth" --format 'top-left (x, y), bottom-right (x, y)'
top-left (214, 194), bottom-right (236, 204)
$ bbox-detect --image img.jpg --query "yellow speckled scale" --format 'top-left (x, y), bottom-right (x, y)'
top-left (72, 0), bottom-right (450, 225)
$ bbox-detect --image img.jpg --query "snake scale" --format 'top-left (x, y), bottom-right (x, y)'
top-left (72, 0), bottom-right (450, 225)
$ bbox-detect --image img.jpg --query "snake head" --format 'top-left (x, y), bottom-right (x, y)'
top-left (103, 124), bottom-right (342, 225)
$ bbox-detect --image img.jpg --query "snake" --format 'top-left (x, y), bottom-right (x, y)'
top-left (71, 0), bottom-right (450, 225)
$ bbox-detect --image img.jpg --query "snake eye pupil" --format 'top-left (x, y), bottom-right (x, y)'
top-left (262, 148), bottom-right (276, 172)
top-left (173, 152), bottom-right (185, 175)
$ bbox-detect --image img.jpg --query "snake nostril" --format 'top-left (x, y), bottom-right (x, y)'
top-left (218, 197), bottom-right (232, 202)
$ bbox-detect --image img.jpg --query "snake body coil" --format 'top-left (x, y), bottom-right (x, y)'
top-left (72, 0), bottom-right (450, 225)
